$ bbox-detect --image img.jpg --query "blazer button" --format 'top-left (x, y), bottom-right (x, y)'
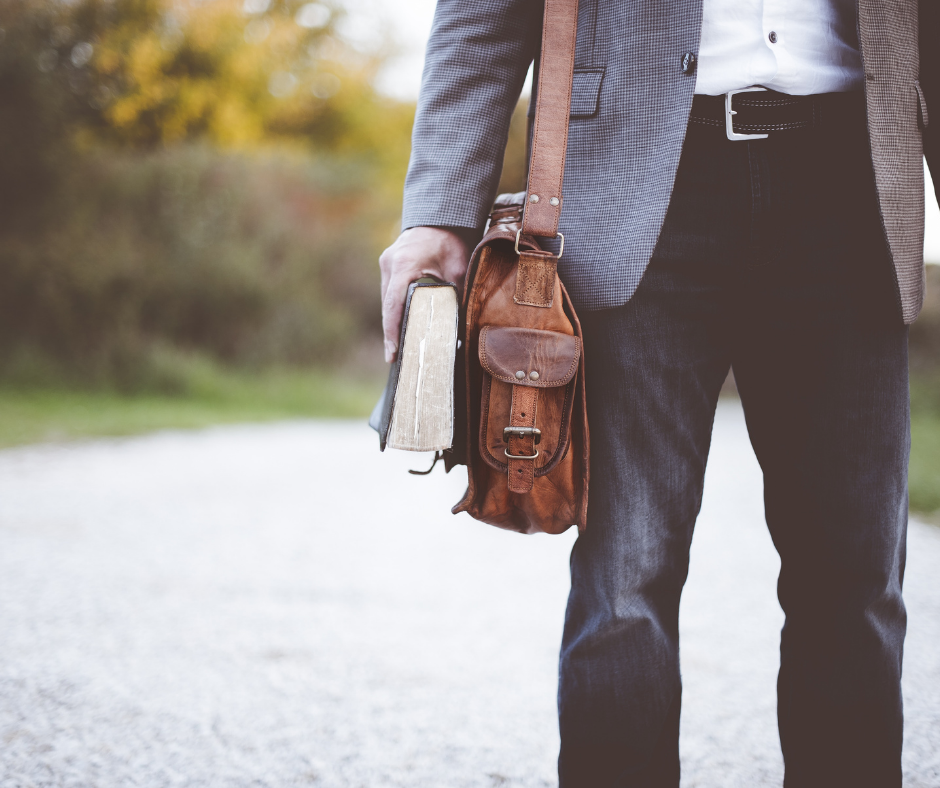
top-left (681, 52), bottom-right (696, 74)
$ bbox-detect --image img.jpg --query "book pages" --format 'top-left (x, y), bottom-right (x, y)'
top-left (387, 286), bottom-right (458, 452)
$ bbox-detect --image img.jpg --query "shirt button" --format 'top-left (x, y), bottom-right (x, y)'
top-left (681, 52), bottom-right (696, 74)
top-left (768, 31), bottom-right (778, 43)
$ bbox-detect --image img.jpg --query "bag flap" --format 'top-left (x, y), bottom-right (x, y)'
top-left (479, 326), bottom-right (580, 388)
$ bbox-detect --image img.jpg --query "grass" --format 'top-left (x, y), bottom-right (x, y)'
top-left (0, 367), bottom-right (384, 449)
top-left (910, 411), bottom-right (940, 519)
top-left (1, 363), bottom-right (937, 522)
top-left (910, 375), bottom-right (940, 520)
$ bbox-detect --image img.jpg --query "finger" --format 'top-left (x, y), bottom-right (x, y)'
top-left (379, 249), bottom-right (392, 304)
top-left (382, 273), bottom-right (410, 363)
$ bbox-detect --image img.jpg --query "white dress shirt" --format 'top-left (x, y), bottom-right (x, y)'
top-left (694, 0), bottom-right (865, 95)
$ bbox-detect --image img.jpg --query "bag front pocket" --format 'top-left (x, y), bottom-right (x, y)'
top-left (478, 325), bottom-right (581, 490)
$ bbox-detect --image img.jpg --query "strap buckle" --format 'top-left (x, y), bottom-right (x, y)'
top-left (504, 426), bottom-right (540, 459)
top-left (515, 229), bottom-right (564, 259)
top-left (503, 426), bottom-right (542, 445)
top-left (725, 86), bottom-right (770, 141)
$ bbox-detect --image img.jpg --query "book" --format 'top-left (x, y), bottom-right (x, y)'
top-left (369, 281), bottom-right (459, 452)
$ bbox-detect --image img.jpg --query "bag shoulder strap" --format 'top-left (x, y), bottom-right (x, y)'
top-left (521, 0), bottom-right (579, 240)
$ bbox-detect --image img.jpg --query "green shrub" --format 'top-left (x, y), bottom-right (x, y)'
top-left (0, 146), bottom-right (393, 389)
top-left (910, 371), bottom-right (940, 516)
top-left (0, 0), bottom-right (414, 393)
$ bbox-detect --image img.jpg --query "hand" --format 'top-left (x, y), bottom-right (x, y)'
top-left (379, 226), bottom-right (471, 363)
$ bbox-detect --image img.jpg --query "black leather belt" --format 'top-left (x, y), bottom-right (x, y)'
top-left (689, 87), bottom-right (863, 141)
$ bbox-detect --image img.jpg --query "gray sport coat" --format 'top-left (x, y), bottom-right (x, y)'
top-left (402, 0), bottom-right (938, 323)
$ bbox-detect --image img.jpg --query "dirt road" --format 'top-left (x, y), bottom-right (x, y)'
top-left (1, 401), bottom-right (937, 787)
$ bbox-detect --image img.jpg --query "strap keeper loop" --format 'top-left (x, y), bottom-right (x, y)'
top-left (515, 229), bottom-right (565, 259)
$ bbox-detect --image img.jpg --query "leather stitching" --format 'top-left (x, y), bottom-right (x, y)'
top-left (689, 117), bottom-right (814, 131)
top-left (735, 121), bottom-right (813, 130)
top-left (478, 373), bottom-right (507, 472)
top-left (535, 378), bottom-right (574, 477)
top-left (739, 99), bottom-right (802, 107)
top-left (515, 254), bottom-right (556, 307)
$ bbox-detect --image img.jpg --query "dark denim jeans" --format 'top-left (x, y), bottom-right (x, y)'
top-left (558, 94), bottom-right (909, 788)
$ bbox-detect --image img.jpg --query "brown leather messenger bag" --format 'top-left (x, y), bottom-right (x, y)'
top-left (445, 0), bottom-right (589, 535)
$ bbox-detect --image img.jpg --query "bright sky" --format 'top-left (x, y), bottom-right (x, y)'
top-left (340, 0), bottom-right (436, 100)
top-left (925, 165), bottom-right (940, 263)
top-left (353, 0), bottom-right (940, 262)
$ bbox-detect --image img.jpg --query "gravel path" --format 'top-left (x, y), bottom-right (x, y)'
top-left (1, 400), bottom-right (938, 788)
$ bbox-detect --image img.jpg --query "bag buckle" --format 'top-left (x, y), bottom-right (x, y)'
top-left (515, 229), bottom-right (564, 259)
top-left (725, 86), bottom-right (769, 141)
top-left (503, 426), bottom-right (541, 445)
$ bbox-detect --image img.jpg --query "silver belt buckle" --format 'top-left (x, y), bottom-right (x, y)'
top-left (725, 86), bottom-right (769, 141)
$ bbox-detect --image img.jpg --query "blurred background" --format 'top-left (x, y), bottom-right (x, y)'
top-left (1, 5), bottom-right (939, 786)
top-left (0, 0), bottom-right (937, 516)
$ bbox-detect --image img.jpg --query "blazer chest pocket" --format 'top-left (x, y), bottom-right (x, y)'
top-left (570, 69), bottom-right (605, 118)
top-left (478, 325), bottom-right (580, 476)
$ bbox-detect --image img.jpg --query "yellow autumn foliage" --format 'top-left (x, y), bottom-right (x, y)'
top-left (0, 0), bottom-right (417, 379)
top-left (73, 0), bottom-right (411, 165)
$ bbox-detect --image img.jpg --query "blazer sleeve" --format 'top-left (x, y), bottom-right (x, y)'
top-left (401, 0), bottom-right (542, 233)
top-left (922, 0), bottom-right (940, 203)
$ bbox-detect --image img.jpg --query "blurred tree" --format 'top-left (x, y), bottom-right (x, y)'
top-left (87, 0), bottom-right (377, 149)
top-left (0, 0), bottom-right (414, 162)
top-left (0, 0), bottom-right (416, 382)
top-left (0, 0), bottom-right (79, 226)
